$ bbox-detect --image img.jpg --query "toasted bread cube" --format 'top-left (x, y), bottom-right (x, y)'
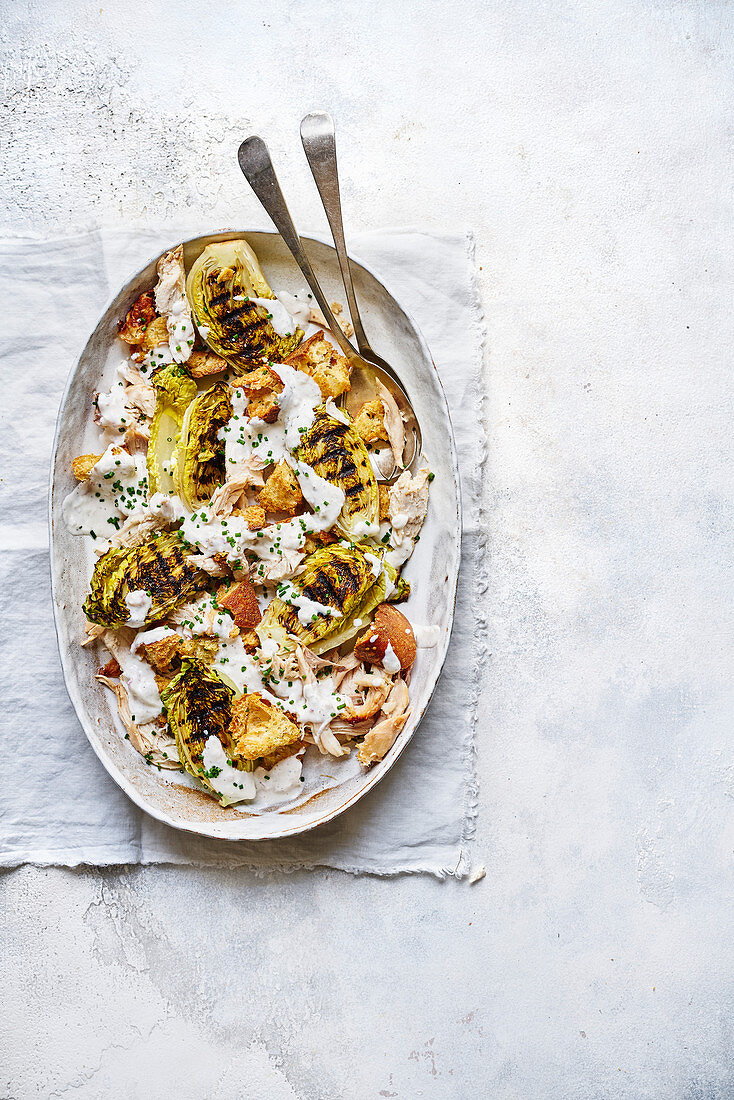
top-left (257, 460), bottom-right (303, 515)
top-left (240, 630), bottom-right (260, 653)
top-left (119, 291), bottom-right (157, 344)
top-left (247, 391), bottom-right (280, 422)
top-left (241, 365), bottom-right (284, 394)
top-left (141, 315), bottom-right (170, 352)
top-left (353, 400), bottom-right (388, 444)
top-left (285, 333), bottom-right (351, 398)
top-left (138, 634), bottom-right (181, 674)
top-left (217, 579), bottom-right (261, 631)
top-left (72, 453), bottom-right (103, 482)
top-left (242, 504), bottom-right (266, 530)
top-left (229, 692), bottom-right (301, 760)
top-left (187, 350), bottom-right (228, 378)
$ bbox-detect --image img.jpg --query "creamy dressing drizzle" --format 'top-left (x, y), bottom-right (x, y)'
top-left (62, 444), bottom-right (148, 536)
top-left (202, 736), bottom-right (256, 803)
top-left (124, 589), bottom-right (152, 628)
top-left (222, 363), bottom-right (323, 468)
top-left (275, 581), bottom-right (342, 627)
top-left (382, 641), bottom-right (401, 674)
top-left (113, 643), bottom-right (163, 724)
top-left (214, 637), bottom-right (346, 736)
top-left (180, 462), bottom-right (344, 576)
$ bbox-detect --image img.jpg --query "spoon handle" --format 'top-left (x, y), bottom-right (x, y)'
top-left (237, 136), bottom-right (357, 362)
top-left (300, 112), bottom-right (370, 354)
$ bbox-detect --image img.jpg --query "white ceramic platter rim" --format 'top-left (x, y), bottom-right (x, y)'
top-left (49, 230), bottom-right (462, 841)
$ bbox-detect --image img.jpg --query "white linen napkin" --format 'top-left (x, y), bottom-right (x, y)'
top-left (0, 228), bottom-right (485, 877)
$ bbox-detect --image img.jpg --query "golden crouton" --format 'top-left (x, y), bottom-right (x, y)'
top-left (379, 483), bottom-right (390, 521)
top-left (139, 634), bottom-right (181, 674)
top-left (257, 460), bottom-right (303, 515)
top-left (177, 637), bottom-right (219, 665)
top-left (187, 350), bottom-right (228, 378)
top-left (353, 400), bottom-right (388, 444)
top-left (141, 315), bottom-right (170, 352)
top-left (216, 579), bottom-right (261, 631)
top-left (241, 504), bottom-right (266, 530)
top-left (72, 453), bottom-right (102, 482)
top-left (229, 693), bottom-right (301, 761)
top-left (260, 739), bottom-right (306, 771)
top-left (247, 391), bottom-right (280, 423)
top-left (118, 291), bottom-right (157, 344)
top-left (240, 630), bottom-right (260, 653)
top-left (242, 365), bottom-right (283, 394)
top-left (284, 333), bottom-right (351, 398)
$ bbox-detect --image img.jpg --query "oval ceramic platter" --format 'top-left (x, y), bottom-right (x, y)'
top-left (49, 231), bottom-right (461, 840)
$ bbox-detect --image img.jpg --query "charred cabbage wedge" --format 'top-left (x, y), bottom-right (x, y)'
top-left (147, 363), bottom-right (197, 496)
top-left (260, 543), bottom-right (395, 654)
top-left (295, 409), bottom-right (379, 539)
top-left (186, 239), bottom-right (302, 370)
top-left (161, 658), bottom-right (252, 805)
top-left (174, 381), bottom-right (232, 509)
top-left (83, 531), bottom-right (206, 627)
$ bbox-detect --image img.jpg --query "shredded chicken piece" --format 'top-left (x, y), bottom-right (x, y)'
top-left (388, 465), bottom-right (430, 545)
top-left (118, 359), bottom-right (156, 418)
top-left (357, 678), bottom-right (411, 765)
top-left (376, 378), bottom-right (405, 468)
top-left (253, 548), bottom-right (305, 585)
top-left (340, 664), bottom-right (393, 721)
top-left (96, 674), bottom-right (179, 769)
top-left (82, 622), bottom-right (106, 646)
top-left (115, 509), bottom-right (164, 548)
top-left (317, 726), bottom-right (351, 758)
top-left (188, 553), bottom-right (230, 576)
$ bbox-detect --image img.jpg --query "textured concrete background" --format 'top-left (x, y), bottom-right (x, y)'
top-left (2, 1), bottom-right (733, 1097)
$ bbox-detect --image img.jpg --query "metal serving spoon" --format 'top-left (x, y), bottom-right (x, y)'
top-left (237, 134), bottom-right (421, 480)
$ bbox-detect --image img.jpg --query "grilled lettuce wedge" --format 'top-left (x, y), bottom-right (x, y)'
top-left (161, 658), bottom-right (253, 805)
top-left (186, 240), bottom-right (302, 370)
top-left (147, 363), bottom-right (198, 496)
top-left (174, 381), bottom-right (232, 509)
top-left (83, 531), bottom-right (206, 627)
top-left (295, 409), bottom-right (379, 539)
top-left (260, 542), bottom-right (394, 654)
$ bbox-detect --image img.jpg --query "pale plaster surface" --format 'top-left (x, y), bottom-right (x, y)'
top-left (2, 1), bottom-right (733, 1097)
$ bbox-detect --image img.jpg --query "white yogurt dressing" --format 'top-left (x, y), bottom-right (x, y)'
top-left (114, 643), bottom-right (163, 724)
top-left (254, 754), bottom-right (303, 798)
top-left (275, 581), bottom-right (342, 627)
top-left (222, 363), bottom-right (323, 468)
top-left (124, 589), bottom-right (152, 628)
top-left (174, 593), bottom-right (236, 640)
top-left (349, 518), bottom-right (380, 539)
top-left (202, 736), bottom-right (256, 803)
top-left (382, 641), bottom-right (402, 674)
top-left (274, 290), bottom-right (311, 332)
top-left (215, 638), bottom-right (346, 736)
top-left (131, 625), bottom-right (179, 654)
top-left (62, 444), bottom-right (148, 537)
top-left (96, 372), bottom-right (136, 435)
top-left (180, 461), bottom-right (344, 579)
top-left (247, 297), bottom-right (300, 339)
